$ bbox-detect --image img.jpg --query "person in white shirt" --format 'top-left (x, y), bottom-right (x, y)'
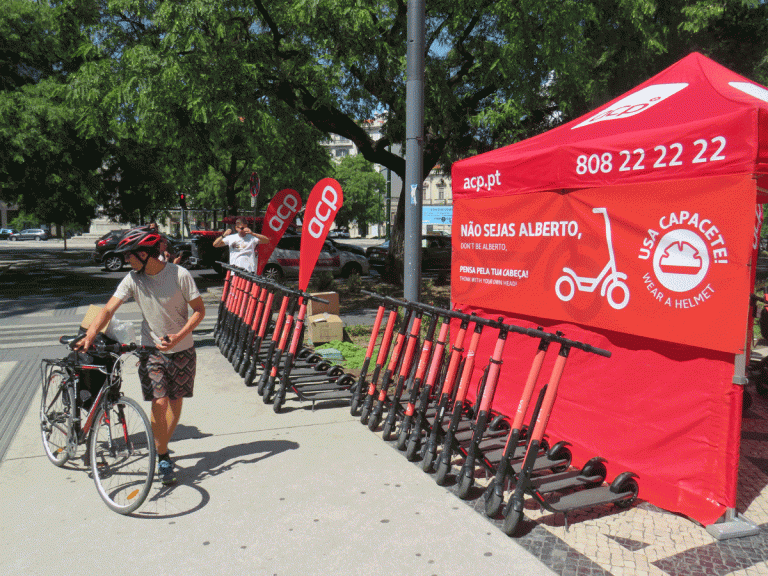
top-left (213, 217), bottom-right (270, 272)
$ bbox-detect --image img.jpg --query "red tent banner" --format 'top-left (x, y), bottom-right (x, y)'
top-left (452, 174), bottom-right (756, 354)
top-left (299, 178), bottom-right (343, 291)
top-left (450, 53), bottom-right (768, 526)
top-left (257, 188), bottom-right (302, 275)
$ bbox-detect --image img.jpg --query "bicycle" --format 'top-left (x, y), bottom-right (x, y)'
top-left (40, 334), bottom-right (157, 514)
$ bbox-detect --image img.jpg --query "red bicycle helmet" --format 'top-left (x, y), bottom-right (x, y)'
top-left (115, 229), bottom-right (162, 256)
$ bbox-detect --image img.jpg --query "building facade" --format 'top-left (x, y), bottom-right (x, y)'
top-left (320, 115), bottom-right (452, 237)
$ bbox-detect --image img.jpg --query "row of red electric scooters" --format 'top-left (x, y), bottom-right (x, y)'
top-left (213, 264), bottom-right (358, 412)
top-left (213, 265), bottom-right (639, 536)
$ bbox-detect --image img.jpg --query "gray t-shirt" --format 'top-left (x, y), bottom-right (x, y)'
top-left (113, 263), bottom-right (201, 352)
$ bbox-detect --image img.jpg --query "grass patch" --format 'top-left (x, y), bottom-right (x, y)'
top-left (315, 340), bottom-right (367, 369)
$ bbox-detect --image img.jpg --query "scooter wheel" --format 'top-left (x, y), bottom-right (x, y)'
top-left (580, 460), bottom-right (607, 488)
top-left (336, 374), bottom-right (355, 389)
top-left (273, 391), bottom-right (285, 413)
top-left (421, 447), bottom-right (436, 472)
top-left (296, 347), bottom-right (313, 360)
top-left (326, 365), bottom-right (345, 377)
top-left (457, 468), bottom-right (474, 499)
top-left (406, 436), bottom-right (421, 461)
top-left (548, 443), bottom-right (572, 473)
top-left (381, 420), bottom-right (393, 442)
top-left (359, 404), bottom-right (371, 426)
top-left (501, 508), bottom-right (524, 537)
top-left (484, 481), bottom-right (504, 517)
top-left (488, 413), bottom-right (509, 432)
top-left (367, 410), bottom-right (381, 432)
top-left (611, 475), bottom-right (639, 509)
top-left (350, 395), bottom-right (361, 416)
top-left (314, 360), bottom-right (332, 372)
top-left (435, 458), bottom-right (450, 485)
top-left (396, 425), bottom-right (409, 451)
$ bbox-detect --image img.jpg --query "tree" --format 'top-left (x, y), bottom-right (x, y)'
top-left (91, 0), bottom-right (768, 281)
top-left (332, 155), bottom-right (387, 234)
top-left (69, 1), bottom-right (332, 218)
top-left (0, 0), bottom-right (105, 234)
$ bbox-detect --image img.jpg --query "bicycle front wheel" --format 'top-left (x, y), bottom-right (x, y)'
top-left (40, 369), bottom-right (74, 467)
top-left (89, 396), bottom-right (156, 514)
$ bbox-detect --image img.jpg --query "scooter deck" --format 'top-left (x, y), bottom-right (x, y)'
top-left (509, 453), bottom-right (569, 475)
top-left (530, 469), bottom-right (603, 494)
top-left (542, 485), bottom-right (632, 512)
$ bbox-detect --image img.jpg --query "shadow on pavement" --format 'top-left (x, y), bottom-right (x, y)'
top-left (134, 438), bottom-right (299, 519)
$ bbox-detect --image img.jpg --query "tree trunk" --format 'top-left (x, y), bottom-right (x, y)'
top-left (383, 182), bottom-right (407, 284)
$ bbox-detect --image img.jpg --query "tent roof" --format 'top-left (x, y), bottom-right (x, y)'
top-left (453, 53), bottom-right (768, 200)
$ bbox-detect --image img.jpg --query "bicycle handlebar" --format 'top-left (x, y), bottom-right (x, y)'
top-left (61, 334), bottom-right (159, 356)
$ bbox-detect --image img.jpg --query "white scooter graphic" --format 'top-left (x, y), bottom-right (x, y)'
top-left (555, 207), bottom-right (630, 310)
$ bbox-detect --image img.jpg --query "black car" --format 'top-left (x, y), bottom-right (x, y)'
top-left (92, 229), bottom-right (192, 272)
top-left (0, 228), bottom-right (19, 240)
top-left (366, 235), bottom-right (452, 275)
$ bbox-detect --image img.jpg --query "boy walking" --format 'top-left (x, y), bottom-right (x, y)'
top-left (76, 229), bottom-right (205, 484)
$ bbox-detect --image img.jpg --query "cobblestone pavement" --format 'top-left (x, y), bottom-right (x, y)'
top-left (367, 385), bottom-right (768, 576)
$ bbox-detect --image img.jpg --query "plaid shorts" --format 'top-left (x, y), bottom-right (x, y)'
top-left (138, 348), bottom-right (197, 401)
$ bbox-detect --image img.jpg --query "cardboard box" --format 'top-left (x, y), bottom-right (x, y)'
top-left (307, 313), bottom-right (344, 343)
top-left (308, 292), bottom-right (340, 317)
top-left (80, 305), bottom-right (107, 333)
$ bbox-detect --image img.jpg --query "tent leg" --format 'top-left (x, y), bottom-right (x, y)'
top-left (706, 508), bottom-right (760, 540)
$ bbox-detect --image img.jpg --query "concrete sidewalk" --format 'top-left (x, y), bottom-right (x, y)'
top-left (0, 338), bottom-right (555, 576)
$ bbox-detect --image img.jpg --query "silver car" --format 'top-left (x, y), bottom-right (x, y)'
top-left (9, 228), bottom-right (50, 241)
top-left (263, 235), bottom-right (369, 282)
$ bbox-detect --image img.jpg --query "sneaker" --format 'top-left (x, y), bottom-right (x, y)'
top-left (158, 459), bottom-right (177, 485)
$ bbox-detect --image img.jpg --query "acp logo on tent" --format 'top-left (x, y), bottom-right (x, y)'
top-left (572, 83), bottom-right (688, 129)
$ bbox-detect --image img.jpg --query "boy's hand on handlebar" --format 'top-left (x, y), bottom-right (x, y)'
top-left (73, 333), bottom-right (93, 352)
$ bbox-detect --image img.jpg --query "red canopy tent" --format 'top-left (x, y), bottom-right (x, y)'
top-left (450, 53), bottom-right (768, 526)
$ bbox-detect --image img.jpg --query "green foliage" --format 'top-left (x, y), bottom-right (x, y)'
top-left (333, 154), bottom-right (386, 230)
top-left (347, 272), bottom-right (362, 294)
top-left (310, 271), bottom-right (336, 292)
top-left (3, 0), bottom-right (768, 236)
top-left (315, 340), bottom-right (367, 370)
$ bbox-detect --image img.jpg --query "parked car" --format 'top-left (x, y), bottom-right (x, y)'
top-left (328, 227), bottom-right (350, 239)
top-left (9, 228), bottom-right (50, 241)
top-left (327, 238), bottom-right (366, 257)
top-left (366, 239), bottom-right (389, 273)
top-left (0, 228), bottom-right (19, 240)
top-left (366, 235), bottom-right (452, 275)
top-left (261, 234), bottom-right (370, 282)
top-left (92, 229), bottom-right (192, 272)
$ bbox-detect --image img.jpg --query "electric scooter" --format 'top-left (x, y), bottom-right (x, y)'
top-left (360, 306), bottom-right (414, 425)
top-left (367, 308), bottom-right (423, 432)
top-left (382, 310), bottom-right (441, 443)
top-left (501, 337), bottom-right (638, 536)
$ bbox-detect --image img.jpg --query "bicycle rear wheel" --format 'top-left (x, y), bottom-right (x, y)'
top-left (90, 396), bottom-right (156, 514)
top-left (40, 369), bottom-right (74, 467)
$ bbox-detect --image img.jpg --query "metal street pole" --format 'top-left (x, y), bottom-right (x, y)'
top-left (404, 0), bottom-right (425, 302)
